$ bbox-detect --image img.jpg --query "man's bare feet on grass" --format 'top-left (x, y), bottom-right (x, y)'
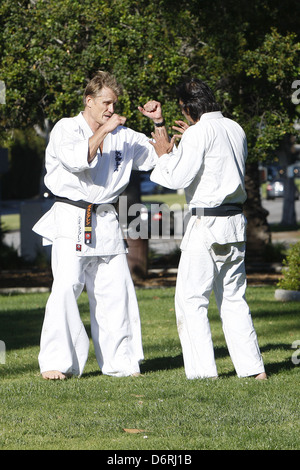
top-left (42, 370), bottom-right (70, 380)
top-left (255, 372), bottom-right (267, 380)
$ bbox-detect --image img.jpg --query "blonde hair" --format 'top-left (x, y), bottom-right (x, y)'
top-left (83, 71), bottom-right (122, 106)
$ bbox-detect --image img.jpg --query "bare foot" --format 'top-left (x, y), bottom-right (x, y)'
top-left (42, 370), bottom-right (68, 380)
top-left (255, 372), bottom-right (267, 380)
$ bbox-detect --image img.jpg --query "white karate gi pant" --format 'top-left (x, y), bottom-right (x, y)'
top-left (175, 240), bottom-right (265, 379)
top-left (38, 238), bottom-right (143, 377)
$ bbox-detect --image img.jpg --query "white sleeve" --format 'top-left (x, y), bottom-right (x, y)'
top-left (150, 127), bottom-right (205, 189)
top-left (128, 129), bottom-right (158, 171)
top-left (49, 119), bottom-right (98, 173)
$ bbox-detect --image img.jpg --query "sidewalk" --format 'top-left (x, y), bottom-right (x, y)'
top-left (271, 230), bottom-right (300, 244)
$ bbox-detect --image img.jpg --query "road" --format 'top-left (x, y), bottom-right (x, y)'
top-left (1, 197), bottom-right (299, 223)
top-left (151, 198), bottom-right (300, 255)
top-left (262, 198), bottom-right (300, 224)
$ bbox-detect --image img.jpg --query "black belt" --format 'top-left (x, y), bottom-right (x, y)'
top-left (55, 196), bottom-right (116, 245)
top-left (191, 203), bottom-right (243, 217)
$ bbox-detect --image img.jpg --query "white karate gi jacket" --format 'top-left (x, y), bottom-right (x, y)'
top-left (150, 112), bottom-right (266, 379)
top-left (33, 112), bottom-right (157, 256)
top-left (150, 111), bottom-right (248, 249)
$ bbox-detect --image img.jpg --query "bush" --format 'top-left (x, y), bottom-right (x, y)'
top-left (0, 222), bottom-right (22, 269)
top-left (2, 129), bottom-right (45, 200)
top-left (277, 241), bottom-right (300, 291)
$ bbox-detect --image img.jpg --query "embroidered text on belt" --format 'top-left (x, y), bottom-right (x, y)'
top-left (55, 196), bottom-right (116, 245)
top-left (191, 203), bottom-right (243, 217)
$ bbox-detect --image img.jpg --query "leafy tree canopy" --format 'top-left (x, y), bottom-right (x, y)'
top-left (0, 0), bottom-right (299, 161)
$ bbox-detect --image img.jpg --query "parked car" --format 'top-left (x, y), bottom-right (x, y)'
top-left (140, 172), bottom-right (159, 195)
top-left (140, 171), bottom-right (175, 195)
top-left (266, 179), bottom-right (299, 200)
top-left (143, 200), bottom-right (175, 237)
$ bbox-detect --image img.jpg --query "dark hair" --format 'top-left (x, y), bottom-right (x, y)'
top-left (177, 78), bottom-right (220, 121)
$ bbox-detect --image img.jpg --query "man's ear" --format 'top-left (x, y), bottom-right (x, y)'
top-left (85, 95), bottom-right (93, 108)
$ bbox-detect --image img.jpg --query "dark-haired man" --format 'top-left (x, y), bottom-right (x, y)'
top-left (33, 71), bottom-right (165, 380)
top-left (150, 78), bottom-right (267, 380)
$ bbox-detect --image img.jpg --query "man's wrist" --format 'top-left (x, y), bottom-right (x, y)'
top-left (153, 119), bottom-right (165, 127)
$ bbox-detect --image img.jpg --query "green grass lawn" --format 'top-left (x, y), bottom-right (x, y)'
top-left (0, 213), bottom-right (20, 232)
top-left (142, 192), bottom-right (186, 208)
top-left (0, 286), bottom-right (299, 450)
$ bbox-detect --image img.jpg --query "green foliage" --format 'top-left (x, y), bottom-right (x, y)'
top-left (0, 0), bottom-right (190, 134)
top-left (277, 242), bottom-right (300, 291)
top-left (0, 222), bottom-right (21, 269)
top-left (1, 129), bottom-right (45, 199)
top-left (240, 28), bottom-right (300, 160)
top-left (1, 0), bottom-right (299, 155)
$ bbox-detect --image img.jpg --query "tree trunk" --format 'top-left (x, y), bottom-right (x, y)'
top-left (119, 171), bottom-right (149, 279)
top-left (281, 175), bottom-right (297, 226)
top-left (244, 161), bottom-right (271, 262)
top-left (277, 135), bottom-right (298, 227)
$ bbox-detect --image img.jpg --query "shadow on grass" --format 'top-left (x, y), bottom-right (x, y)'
top-left (259, 343), bottom-right (299, 376)
top-left (252, 304), bottom-right (300, 319)
top-left (141, 354), bottom-right (184, 373)
top-left (1, 304), bottom-right (297, 379)
top-left (0, 299), bottom-right (92, 352)
top-left (140, 343), bottom-right (299, 377)
top-left (0, 308), bottom-right (44, 351)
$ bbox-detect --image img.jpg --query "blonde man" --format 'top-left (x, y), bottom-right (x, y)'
top-left (34, 71), bottom-right (165, 380)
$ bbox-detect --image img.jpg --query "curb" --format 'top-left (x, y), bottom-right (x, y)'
top-left (0, 287), bottom-right (50, 295)
top-left (274, 289), bottom-right (300, 301)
